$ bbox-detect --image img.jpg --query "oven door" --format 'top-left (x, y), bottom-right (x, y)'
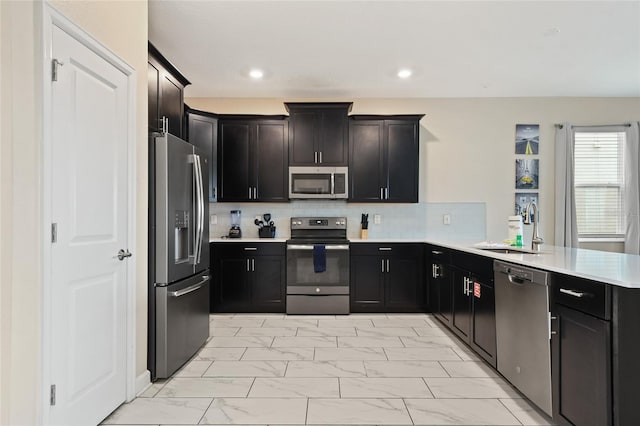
top-left (286, 243), bottom-right (350, 292)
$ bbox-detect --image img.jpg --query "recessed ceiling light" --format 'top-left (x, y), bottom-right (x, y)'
top-left (249, 69), bottom-right (264, 79)
top-left (397, 69), bottom-right (412, 79)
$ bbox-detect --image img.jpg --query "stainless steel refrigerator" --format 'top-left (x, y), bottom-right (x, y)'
top-left (149, 132), bottom-right (210, 379)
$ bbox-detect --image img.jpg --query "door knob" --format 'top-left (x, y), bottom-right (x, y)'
top-left (117, 249), bottom-right (132, 261)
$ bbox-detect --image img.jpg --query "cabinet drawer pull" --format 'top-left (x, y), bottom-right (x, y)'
top-left (378, 247), bottom-right (392, 251)
top-left (559, 288), bottom-right (586, 298)
top-left (244, 247), bottom-right (258, 251)
top-left (431, 250), bottom-right (443, 255)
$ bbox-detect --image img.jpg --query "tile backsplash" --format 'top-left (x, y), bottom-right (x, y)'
top-left (209, 201), bottom-right (486, 241)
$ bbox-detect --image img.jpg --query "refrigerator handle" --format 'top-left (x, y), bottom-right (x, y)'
top-left (192, 154), bottom-right (204, 265)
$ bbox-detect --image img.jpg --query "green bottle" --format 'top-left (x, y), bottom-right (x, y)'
top-left (516, 234), bottom-right (523, 248)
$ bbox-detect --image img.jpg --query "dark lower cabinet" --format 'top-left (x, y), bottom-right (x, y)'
top-left (426, 245), bottom-right (453, 325)
top-left (350, 255), bottom-right (385, 311)
top-left (450, 252), bottom-right (496, 367)
top-left (211, 243), bottom-right (285, 313)
top-left (552, 304), bottom-right (611, 426)
top-left (350, 243), bottom-right (424, 312)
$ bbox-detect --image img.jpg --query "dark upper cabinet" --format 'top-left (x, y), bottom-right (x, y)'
top-left (148, 43), bottom-right (190, 138)
top-left (211, 243), bottom-right (286, 313)
top-left (285, 102), bottom-right (352, 166)
top-left (349, 115), bottom-right (423, 203)
top-left (186, 108), bottom-right (218, 201)
top-left (217, 116), bottom-right (288, 202)
top-left (350, 243), bottom-right (424, 313)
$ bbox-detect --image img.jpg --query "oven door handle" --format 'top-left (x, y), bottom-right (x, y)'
top-left (287, 244), bottom-right (349, 251)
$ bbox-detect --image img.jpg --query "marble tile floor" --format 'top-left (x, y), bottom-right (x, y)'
top-left (102, 313), bottom-right (554, 426)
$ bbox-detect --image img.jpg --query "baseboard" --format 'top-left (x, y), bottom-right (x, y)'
top-left (135, 370), bottom-right (151, 396)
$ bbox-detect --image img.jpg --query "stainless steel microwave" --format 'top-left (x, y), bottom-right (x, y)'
top-left (289, 166), bottom-right (348, 199)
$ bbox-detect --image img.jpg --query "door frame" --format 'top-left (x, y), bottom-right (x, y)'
top-left (40, 3), bottom-right (138, 424)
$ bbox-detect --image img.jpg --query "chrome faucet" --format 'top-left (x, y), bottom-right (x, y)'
top-left (523, 201), bottom-right (544, 251)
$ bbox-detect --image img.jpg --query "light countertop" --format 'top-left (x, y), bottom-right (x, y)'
top-left (208, 237), bottom-right (640, 289)
top-left (426, 239), bottom-right (640, 289)
top-left (210, 237), bottom-right (288, 243)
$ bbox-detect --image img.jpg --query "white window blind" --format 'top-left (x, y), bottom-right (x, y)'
top-left (574, 130), bottom-right (626, 238)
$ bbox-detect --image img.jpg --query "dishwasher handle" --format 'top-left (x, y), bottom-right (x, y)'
top-left (507, 273), bottom-right (528, 285)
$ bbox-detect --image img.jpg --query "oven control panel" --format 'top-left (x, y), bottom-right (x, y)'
top-left (290, 217), bottom-right (347, 230)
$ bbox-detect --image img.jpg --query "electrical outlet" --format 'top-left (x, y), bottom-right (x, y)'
top-left (373, 214), bottom-right (381, 224)
top-left (210, 214), bottom-right (217, 225)
top-left (443, 214), bottom-right (451, 225)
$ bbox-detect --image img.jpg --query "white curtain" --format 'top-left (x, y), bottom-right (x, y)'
top-left (554, 123), bottom-right (579, 247)
top-left (624, 122), bottom-right (640, 254)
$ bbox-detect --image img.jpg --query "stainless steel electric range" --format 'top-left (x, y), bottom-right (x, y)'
top-left (286, 217), bottom-right (350, 314)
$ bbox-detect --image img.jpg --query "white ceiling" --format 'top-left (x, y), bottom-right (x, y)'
top-left (148, 1), bottom-right (640, 99)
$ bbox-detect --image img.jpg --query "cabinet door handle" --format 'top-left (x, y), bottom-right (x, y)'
top-left (385, 187), bottom-right (389, 200)
top-left (314, 151), bottom-right (318, 163)
top-left (386, 259), bottom-right (390, 273)
top-left (559, 288), bottom-right (586, 298)
top-left (381, 259), bottom-right (385, 273)
top-left (431, 264), bottom-right (436, 278)
top-left (380, 188), bottom-right (384, 200)
top-left (549, 313), bottom-right (557, 339)
top-left (248, 187), bottom-right (252, 199)
top-left (254, 187), bottom-right (258, 199)
top-left (251, 258), bottom-right (255, 271)
top-left (319, 151), bottom-right (323, 164)
top-left (246, 258), bottom-right (250, 271)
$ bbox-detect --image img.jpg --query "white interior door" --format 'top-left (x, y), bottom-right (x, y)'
top-left (49, 24), bottom-right (129, 426)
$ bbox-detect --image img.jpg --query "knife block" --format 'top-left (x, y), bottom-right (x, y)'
top-left (259, 226), bottom-right (276, 238)
top-left (360, 229), bottom-right (368, 239)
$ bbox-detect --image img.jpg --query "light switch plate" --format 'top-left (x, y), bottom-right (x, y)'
top-left (210, 214), bottom-right (217, 225)
top-left (373, 214), bottom-right (381, 224)
top-left (443, 214), bottom-right (451, 225)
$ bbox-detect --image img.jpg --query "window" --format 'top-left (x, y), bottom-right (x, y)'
top-left (574, 129), bottom-right (626, 239)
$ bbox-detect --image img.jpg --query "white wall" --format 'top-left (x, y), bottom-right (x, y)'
top-left (0, 1), bottom-right (43, 424)
top-left (0, 1), bottom-right (148, 423)
top-left (187, 97), bottom-right (640, 244)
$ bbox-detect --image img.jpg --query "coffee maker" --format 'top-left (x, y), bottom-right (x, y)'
top-left (229, 210), bottom-right (242, 238)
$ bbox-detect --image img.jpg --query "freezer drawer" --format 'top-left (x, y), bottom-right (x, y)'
top-left (155, 271), bottom-right (210, 378)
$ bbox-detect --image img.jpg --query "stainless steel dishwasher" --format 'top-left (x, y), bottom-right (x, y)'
top-left (494, 260), bottom-right (552, 416)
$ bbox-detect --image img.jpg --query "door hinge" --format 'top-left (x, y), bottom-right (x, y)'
top-left (50, 384), bottom-right (56, 406)
top-left (51, 223), bottom-right (57, 243)
top-left (51, 59), bottom-right (64, 82)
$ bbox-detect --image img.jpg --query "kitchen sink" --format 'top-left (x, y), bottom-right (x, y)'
top-left (476, 247), bottom-right (546, 255)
